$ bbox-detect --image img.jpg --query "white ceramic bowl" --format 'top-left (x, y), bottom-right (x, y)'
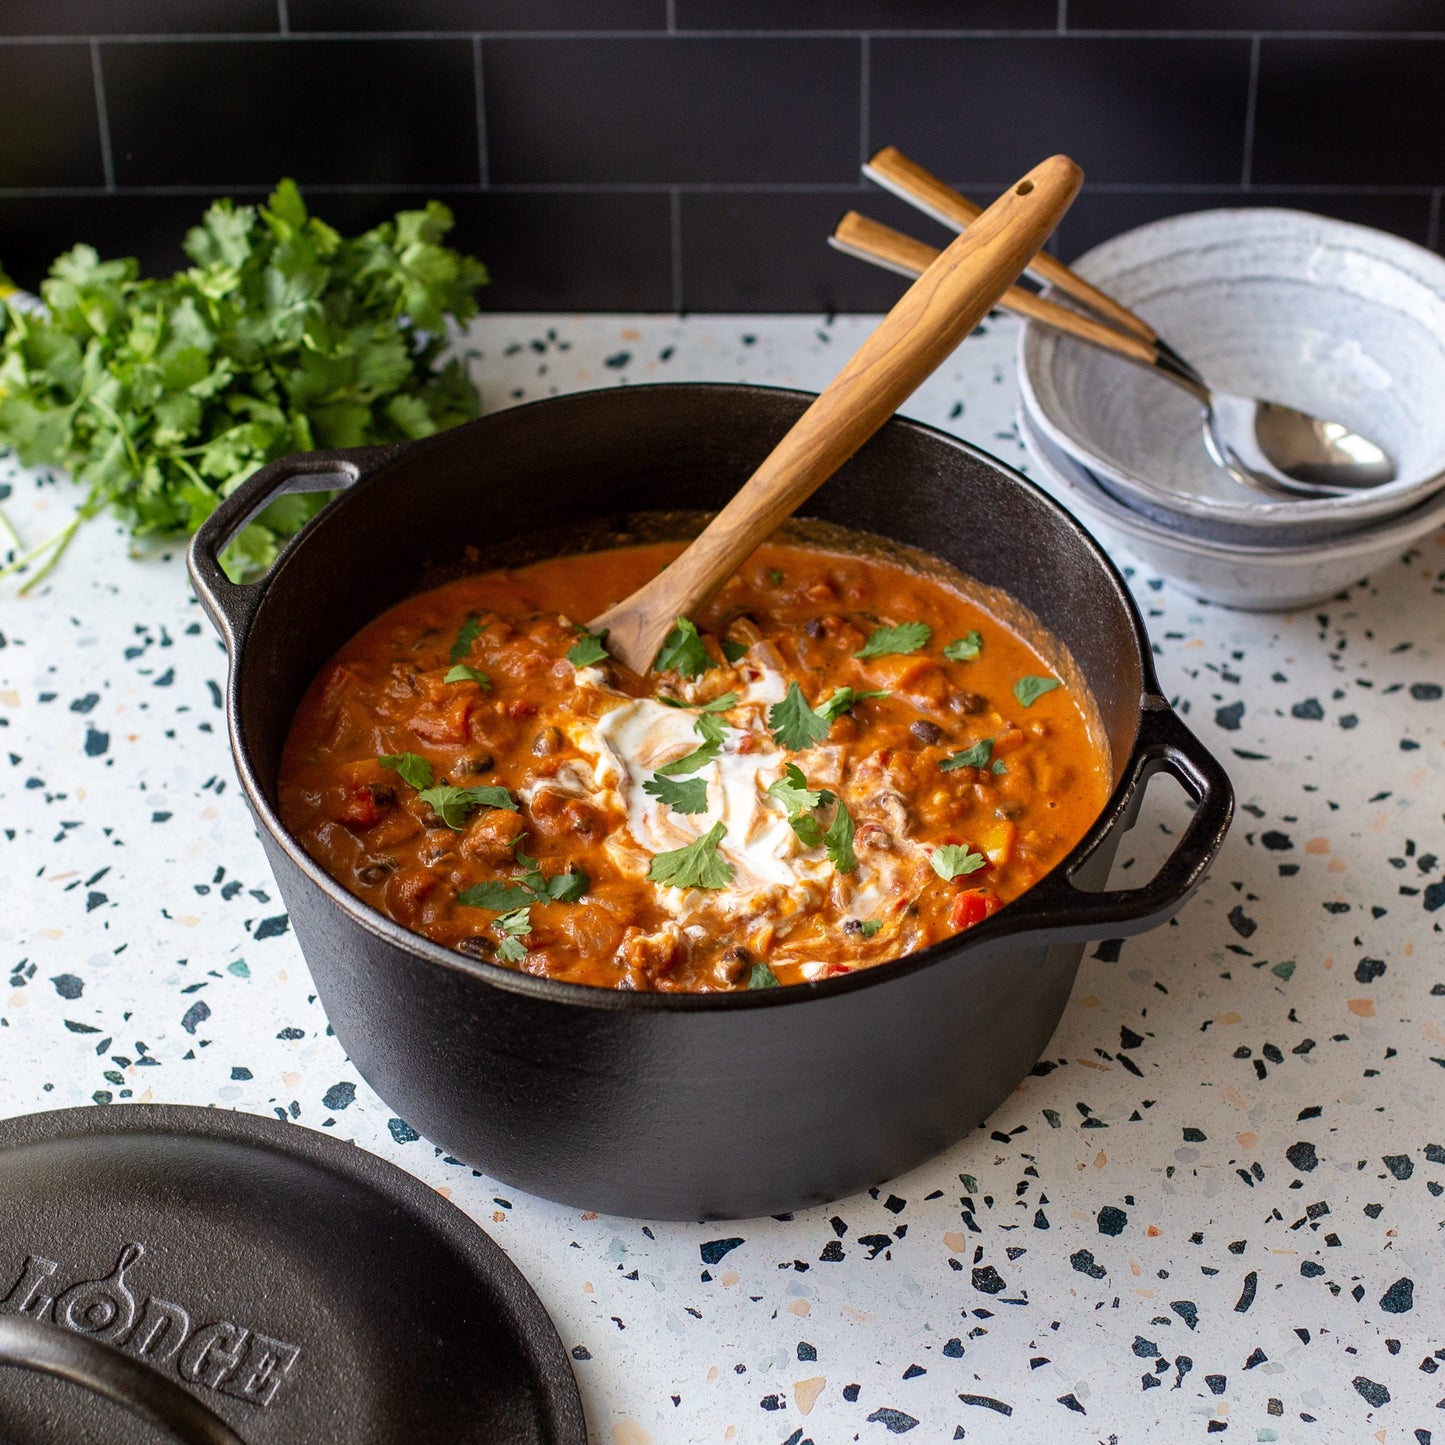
top-left (1018, 406), bottom-right (1445, 611)
top-left (1018, 208), bottom-right (1445, 546)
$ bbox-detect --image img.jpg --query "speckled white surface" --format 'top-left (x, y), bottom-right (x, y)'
top-left (3, 312), bottom-right (1443, 1445)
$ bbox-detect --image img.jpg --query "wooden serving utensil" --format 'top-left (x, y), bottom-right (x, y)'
top-left (592, 152), bottom-right (1084, 674)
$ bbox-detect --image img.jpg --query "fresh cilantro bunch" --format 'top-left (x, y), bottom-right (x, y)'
top-left (0, 180), bottom-right (487, 585)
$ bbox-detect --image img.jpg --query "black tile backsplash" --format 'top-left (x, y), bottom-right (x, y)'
top-left (871, 37), bottom-right (1252, 186)
top-left (484, 38), bottom-right (859, 185)
top-left (0, 45), bottom-right (104, 189)
top-left (1, 1), bottom-right (1440, 309)
top-left (104, 39), bottom-right (480, 188)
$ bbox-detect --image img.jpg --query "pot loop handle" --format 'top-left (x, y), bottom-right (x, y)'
top-left (0, 1315), bottom-right (247, 1445)
top-left (1002, 698), bottom-right (1233, 946)
top-left (187, 443), bottom-right (406, 654)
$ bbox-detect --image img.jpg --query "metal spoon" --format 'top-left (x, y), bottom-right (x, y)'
top-left (852, 148), bottom-right (1396, 499)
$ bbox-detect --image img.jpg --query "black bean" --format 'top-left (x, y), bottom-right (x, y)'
top-left (356, 862), bottom-right (393, 886)
top-left (467, 753), bottom-right (495, 775)
top-left (842, 919), bottom-right (863, 936)
top-left (367, 784), bottom-right (395, 807)
top-left (532, 726), bottom-right (564, 757)
top-left (910, 719), bottom-right (943, 746)
top-left (456, 937), bottom-right (492, 961)
top-left (950, 691), bottom-right (988, 715)
top-left (805, 618), bottom-right (826, 639)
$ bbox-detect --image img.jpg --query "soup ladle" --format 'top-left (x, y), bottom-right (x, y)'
top-left (851, 147), bottom-right (1396, 501)
top-left (592, 153), bottom-right (1084, 674)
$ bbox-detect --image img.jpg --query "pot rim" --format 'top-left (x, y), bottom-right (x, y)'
top-left (203, 381), bottom-right (1223, 1015)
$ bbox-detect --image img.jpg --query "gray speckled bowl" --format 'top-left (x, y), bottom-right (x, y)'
top-left (1018, 208), bottom-right (1445, 546)
top-left (1019, 406), bottom-right (1445, 611)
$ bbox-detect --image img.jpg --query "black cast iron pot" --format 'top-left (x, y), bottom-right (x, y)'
top-left (188, 383), bottom-right (1232, 1221)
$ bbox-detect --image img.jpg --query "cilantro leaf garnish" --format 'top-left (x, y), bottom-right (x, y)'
top-left (458, 881), bottom-right (536, 911)
top-left (653, 617), bottom-right (713, 679)
top-left (767, 762), bottom-right (829, 816)
top-left (940, 738), bottom-right (993, 772)
top-left (721, 638), bottom-right (748, 664)
top-left (543, 870), bottom-right (589, 904)
top-left (768, 682), bottom-right (830, 751)
top-left (643, 774), bottom-right (710, 814)
top-left (449, 612), bottom-right (486, 664)
top-left (567, 628), bottom-right (609, 668)
top-left (991, 759), bottom-right (1008, 775)
top-left (748, 961), bottom-right (780, 988)
top-left (854, 621), bottom-right (932, 659)
top-left (815, 686), bottom-right (889, 724)
top-left (788, 812), bottom-right (824, 848)
top-left (444, 663), bottom-right (491, 689)
top-left (944, 631), bottom-right (983, 662)
top-left (655, 738), bottom-right (722, 778)
top-left (647, 821), bottom-right (734, 890)
top-left (416, 783), bottom-right (516, 830)
top-left (1014, 675), bottom-right (1061, 707)
top-left (494, 905), bottom-right (533, 963)
top-left (859, 918), bottom-right (882, 939)
top-left (931, 845), bottom-right (988, 880)
top-left (824, 796), bottom-right (858, 874)
top-left (378, 751), bottom-right (434, 790)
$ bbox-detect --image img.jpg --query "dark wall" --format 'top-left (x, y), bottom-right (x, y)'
top-left (1, 1), bottom-right (1441, 312)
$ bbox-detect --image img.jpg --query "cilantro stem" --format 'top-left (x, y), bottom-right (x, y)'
top-left (0, 502), bottom-right (24, 552)
top-left (7, 514), bottom-right (80, 594)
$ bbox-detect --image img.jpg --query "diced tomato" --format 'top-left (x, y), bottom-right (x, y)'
top-left (336, 786), bottom-right (381, 830)
top-left (949, 888), bottom-right (1002, 931)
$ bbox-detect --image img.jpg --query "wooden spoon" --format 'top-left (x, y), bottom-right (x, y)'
top-left (592, 153), bottom-right (1084, 673)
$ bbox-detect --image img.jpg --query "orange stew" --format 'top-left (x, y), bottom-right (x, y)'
top-left (279, 540), bottom-right (1110, 992)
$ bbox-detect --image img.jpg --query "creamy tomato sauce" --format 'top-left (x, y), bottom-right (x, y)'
top-left (279, 540), bottom-right (1110, 991)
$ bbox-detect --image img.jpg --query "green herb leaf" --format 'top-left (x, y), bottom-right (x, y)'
top-left (643, 774), bottom-right (710, 814)
top-left (1014, 674), bottom-right (1061, 707)
top-left (940, 738), bottom-right (993, 772)
top-left (653, 617), bottom-right (713, 679)
top-left (693, 710), bottom-right (729, 747)
top-left (416, 783), bottom-right (516, 830)
top-left (449, 612), bottom-right (485, 664)
top-left (747, 961), bottom-right (780, 988)
top-left (768, 682), bottom-right (830, 751)
top-left (788, 813), bottom-right (824, 848)
top-left (854, 621), bottom-right (932, 659)
top-left (567, 629), bottom-right (609, 668)
top-left (458, 881), bottom-right (536, 911)
top-left (493, 905), bottom-right (533, 962)
top-left (931, 844), bottom-right (988, 880)
top-left (444, 663), bottom-right (491, 689)
top-left (654, 738), bottom-right (721, 778)
top-left (824, 797), bottom-right (858, 874)
top-left (767, 762), bottom-right (828, 816)
top-left (943, 631), bottom-right (983, 662)
top-left (543, 870), bottom-right (589, 904)
top-left (721, 638), bottom-right (748, 663)
top-left (859, 919), bottom-right (882, 939)
top-left (991, 759), bottom-right (1008, 775)
top-left (815, 686), bottom-right (890, 724)
top-left (496, 935), bottom-right (528, 963)
top-left (647, 821), bottom-right (734, 890)
top-left (767, 569), bottom-right (785, 585)
top-left (378, 751), bottom-right (434, 790)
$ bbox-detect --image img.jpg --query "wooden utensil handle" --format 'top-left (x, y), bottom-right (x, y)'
top-left (864, 145), bottom-right (1158, 345)
top-left (594, 154), bottom-right (1083, 672)
top-left (830, 211), bottom-right (1159, 369)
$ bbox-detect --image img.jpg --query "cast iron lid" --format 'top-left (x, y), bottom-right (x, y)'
top-left (0, 1104), bottom-right (586, 1445)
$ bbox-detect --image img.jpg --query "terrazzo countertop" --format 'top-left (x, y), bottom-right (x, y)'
top-left (2, 313), bottom-right (1443, 1444)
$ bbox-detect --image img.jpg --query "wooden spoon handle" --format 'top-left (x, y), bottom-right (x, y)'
top-left (593, 154), bottom-right (1083, 673)
top-left (864, 145), bottom-right (1158, 345)
top-left (830, 210), bottom-right (1159, 369)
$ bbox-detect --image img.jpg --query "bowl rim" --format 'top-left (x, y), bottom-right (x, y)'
top-left (1019, 403), bottom-right (1445, 564)
top-left (1017, 205), bottom-right (1445, 530)
top-left (218, 381), bottom-right (1192, 1016)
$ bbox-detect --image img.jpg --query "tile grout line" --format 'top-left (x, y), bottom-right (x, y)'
top-left (665, 0), bottom-right (675, 34)
top-left (276, 0), bottom-right (289, 36)
top-left (858, 34), bottom-right (869, 171)
top-left (669, 188), bottom-right (683, 314)
top-left (473, 36), bottom-right (488, 190)
top-left (90, 40), bottom-right (115, 192)
top-left (1240, 33), bottom-right (1261, 188)
top-left (1057, 0), bottom-right (1067, 34)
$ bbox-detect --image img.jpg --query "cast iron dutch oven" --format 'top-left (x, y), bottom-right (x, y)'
top-left (188, 383), bottom-right (1232, 1222)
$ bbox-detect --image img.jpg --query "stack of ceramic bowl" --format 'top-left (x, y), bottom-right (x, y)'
top-left (1016, 208), bottom-right (1445, 610)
